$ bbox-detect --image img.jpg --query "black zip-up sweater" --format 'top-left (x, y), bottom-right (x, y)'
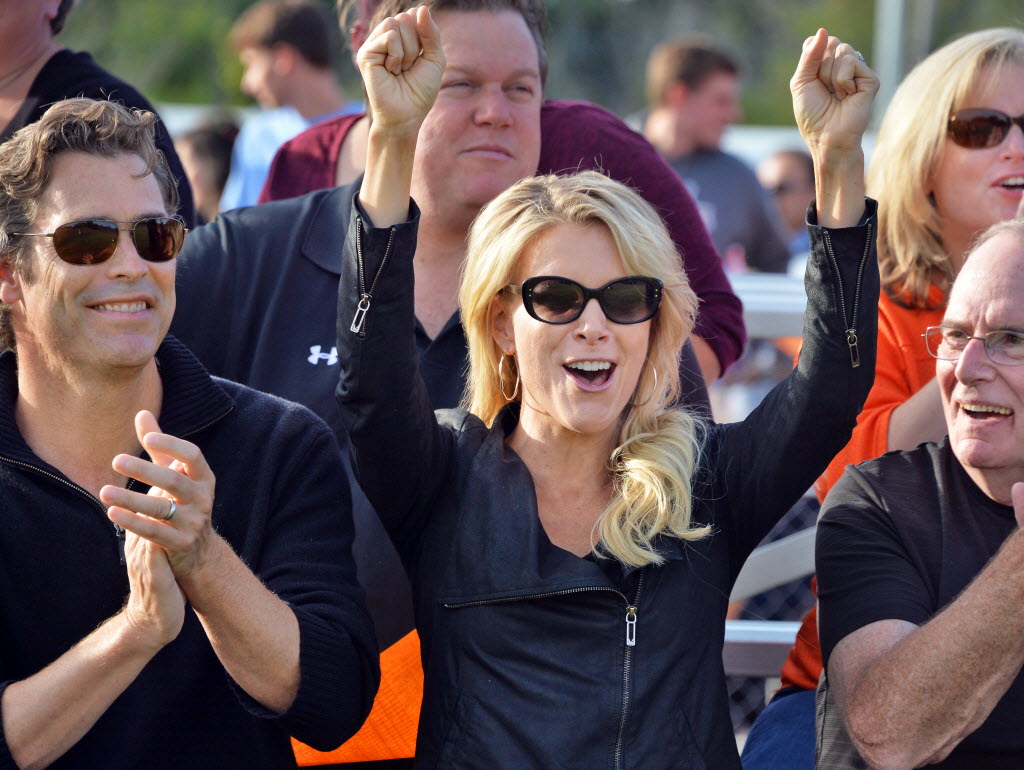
top-left (336, 197), bottom-right (878, 768)
top-left (0, 337), bottom-right (378, 769)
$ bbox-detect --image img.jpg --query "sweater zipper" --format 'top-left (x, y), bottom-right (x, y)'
top-left (179, 406), bottom-right (234, 440)
top-left (0, 407), bottom-right (234, 566)
top-left (822, 221), bottom-right (872, 369)
top-left (349, 218), bottom-right (397, 336)
top-left (0, 455), bottom-right (134, 564)
top-left (613, 569), bottom-right (646, 770)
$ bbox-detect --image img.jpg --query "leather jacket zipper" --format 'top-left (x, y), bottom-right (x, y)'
top-left (443, 583), bottom-right (632, 609)
top-left (613, 569), bottom-right (646, 770)
top-left (350, 217), bottom-right (397, 336)
top-left (822, 221), bottom-right (872, 368)
top-left (444, 569), bottom-right (647, 768)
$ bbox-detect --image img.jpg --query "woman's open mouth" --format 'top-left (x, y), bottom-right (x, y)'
top-left (564, 360), bottom-right (615, 390)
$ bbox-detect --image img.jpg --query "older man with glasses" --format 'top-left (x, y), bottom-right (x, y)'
top-left (0, 98), bottom-right (377, 768)
top-left (816, 216), bottom-right (1024, 768)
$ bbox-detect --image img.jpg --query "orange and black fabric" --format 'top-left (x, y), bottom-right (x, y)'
top-left (293, 631), bottom-right (422, 764)
top-left (780, 284), bottom-right (945, 692)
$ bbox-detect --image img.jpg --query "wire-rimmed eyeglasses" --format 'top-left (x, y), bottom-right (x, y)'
top-left (922, 325), bottom-right (1024, 366)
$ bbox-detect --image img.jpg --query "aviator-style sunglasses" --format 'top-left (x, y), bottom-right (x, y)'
top-left (502, 275), bottom-right (663, 325)
top-left (947, 108), bottom-right (1024, 149)
top-left (11, 216), bottom-right (187, 265)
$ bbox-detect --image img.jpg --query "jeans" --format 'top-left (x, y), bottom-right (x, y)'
top-left (741, 687), bottom-right (816, 770)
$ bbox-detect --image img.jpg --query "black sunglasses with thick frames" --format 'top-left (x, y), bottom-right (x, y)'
top-left (501, 275), bottom-right (663, 325)
top-left (11, 216), bottom-right (188, 266)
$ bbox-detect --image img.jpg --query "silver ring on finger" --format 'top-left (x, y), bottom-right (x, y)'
top-left (854, 50), bottom-right (865, 62)
top-left (164, 499), bottom-right (177, 522)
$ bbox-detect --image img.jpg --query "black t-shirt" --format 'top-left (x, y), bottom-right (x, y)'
top-left (817, 438), bottom-right (1024, 765)
top-left (0, 49), bottom-right (196, 229)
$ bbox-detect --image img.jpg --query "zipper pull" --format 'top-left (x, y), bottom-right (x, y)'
top-left (114, 524), bottom-right (126, 565)
top-left (625, 606), bottom-right (637, 647)
top-left (846, 329), bottom-right (860, 368)
top-left (350, 293), bottom-right (372, 334)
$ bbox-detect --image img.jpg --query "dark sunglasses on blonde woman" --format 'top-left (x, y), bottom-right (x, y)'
top-left (502, 275), bottom-right (663, 325)
top-left (11, 216), bottom-right (187, 265)
top-left (947, 108), bottom-right (1024, 149)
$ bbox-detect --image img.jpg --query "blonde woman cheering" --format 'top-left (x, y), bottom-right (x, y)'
top-left (337, 9), bottom-right (878, 767)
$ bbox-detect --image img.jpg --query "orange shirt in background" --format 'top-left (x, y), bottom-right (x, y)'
top-left (293, 631), bottom-right (422, 765)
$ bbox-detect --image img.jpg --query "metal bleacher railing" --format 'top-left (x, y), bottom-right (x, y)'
top-left (722, 271), bottom-right (812, 682)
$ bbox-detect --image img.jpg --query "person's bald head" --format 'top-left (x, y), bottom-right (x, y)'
top-left (937, 219), bottom-right (1024, 503)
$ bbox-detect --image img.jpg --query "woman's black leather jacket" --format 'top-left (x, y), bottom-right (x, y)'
top-left (336, 196), bottom-right (878, 769)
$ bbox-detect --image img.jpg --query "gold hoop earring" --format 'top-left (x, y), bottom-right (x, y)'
top-left (629, 363), bottom-right (659, 408)
top-left (498, 353), bottom-right (520, 401)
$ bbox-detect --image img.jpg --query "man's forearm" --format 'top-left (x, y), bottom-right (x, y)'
top-left (178, 535), bottom-right (301, 714)
top-left (1, 613), bottom-right (161, 770)
top-left (834, 528), bottom-right (1024, 768)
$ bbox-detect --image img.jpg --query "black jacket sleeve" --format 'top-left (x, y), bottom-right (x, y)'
top-left (335, 195), bottom-right (458, 563)
top-left (709, 199), bottom-right (880, 577)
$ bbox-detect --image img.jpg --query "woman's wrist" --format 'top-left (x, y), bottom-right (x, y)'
top-left (813, 148), bottom-right (866, 228)
top-left (361, 127), bottom-right (419, 227)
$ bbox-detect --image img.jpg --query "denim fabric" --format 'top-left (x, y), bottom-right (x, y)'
top-left (741, 688), bottom-right (816, 770)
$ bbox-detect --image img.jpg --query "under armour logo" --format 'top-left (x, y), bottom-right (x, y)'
top-left (308, 345), bottom-right (338, 366)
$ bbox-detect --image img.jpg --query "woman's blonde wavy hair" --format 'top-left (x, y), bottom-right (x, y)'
top-left (867, 27), bottom-right (1024, 309)
top-left (459, 170), bottom-right (708, 567)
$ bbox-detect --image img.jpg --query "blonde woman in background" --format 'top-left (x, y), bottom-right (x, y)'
top-left (336, 9), bottom-right (878, 767)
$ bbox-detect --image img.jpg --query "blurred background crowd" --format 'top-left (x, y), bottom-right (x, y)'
top-left (61, 1), bottom-right (1016, 127)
